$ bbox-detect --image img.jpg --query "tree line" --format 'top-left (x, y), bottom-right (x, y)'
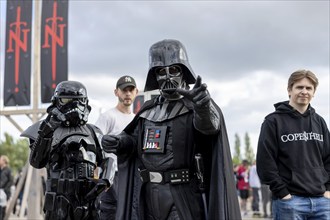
top-left (0, 132), bottom-right (29, 176)
top-left (232, 132), bottom-right (255, 166)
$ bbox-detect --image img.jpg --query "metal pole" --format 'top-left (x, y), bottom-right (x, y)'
top-left (27, 0), bottom-right (43, 219)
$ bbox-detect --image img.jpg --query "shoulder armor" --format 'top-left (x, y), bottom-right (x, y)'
top-left (20, 121), bottom-right (42, 141)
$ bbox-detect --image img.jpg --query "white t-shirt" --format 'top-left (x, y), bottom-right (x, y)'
top-left (95, 107), bottom-right (135, 136)
top-left (249, 164), bottom-right (261, 188)
top-left (95, 107), bottom-right (135, 184)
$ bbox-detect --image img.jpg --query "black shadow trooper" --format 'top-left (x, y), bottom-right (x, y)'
top-left (21, 81), bottom-right (109, 220)
top-left (102, 39), bottom-right (241, 220)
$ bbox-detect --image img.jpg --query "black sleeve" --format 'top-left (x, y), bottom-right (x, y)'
top-left (256, 119), bottom-right (290, 199)
top-left (321, 118), bottom-right (330, 191)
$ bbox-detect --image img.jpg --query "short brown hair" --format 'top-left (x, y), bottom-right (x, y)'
top-left (287, 69), bottom-right (319, 91)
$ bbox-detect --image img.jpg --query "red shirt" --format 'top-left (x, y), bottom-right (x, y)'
top-left (236, 165), bottom-right (249, 190)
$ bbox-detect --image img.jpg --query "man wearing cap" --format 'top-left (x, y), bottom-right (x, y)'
top-left (95, 75), bottom-right (138, 220)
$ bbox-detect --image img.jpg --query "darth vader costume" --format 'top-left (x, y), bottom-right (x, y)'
top-left (102, 39), bottom-right (241, 220)
top-left (21, 81), bottom-right (109, 220)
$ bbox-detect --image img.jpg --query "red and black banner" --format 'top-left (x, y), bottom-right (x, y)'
top-left (4, 0), bottom-right (33, 106)
top-left (133, 95), bottom-right (145, 114)
top-left (41, 0), bottom-right (68, 103)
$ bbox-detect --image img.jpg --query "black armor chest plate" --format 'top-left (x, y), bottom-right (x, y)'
top-left (139, 101), bottom-right (190, 172)
top-left (48, 126), bottom-right (98, 179)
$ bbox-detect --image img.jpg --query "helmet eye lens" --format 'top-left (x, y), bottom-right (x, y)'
top-left (155, 65), bottom-right (181, 77)
top-left (59, 98), bottom-right (87, 105)
top-left (59, 98), bottom-right (72, 105)
top-left (168, 65), bottom-right (181, 76)
top-left (155, 67), bottom-right (167, 76)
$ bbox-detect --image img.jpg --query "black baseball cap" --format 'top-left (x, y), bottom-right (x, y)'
top-left (116, 75), bottom-right (136, 90)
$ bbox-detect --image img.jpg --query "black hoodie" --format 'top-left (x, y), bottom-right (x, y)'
top-left (257, 101), bottom-right (330, 199)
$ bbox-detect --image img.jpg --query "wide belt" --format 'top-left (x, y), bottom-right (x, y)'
top-left (139, 168), bottom-right (190, 185)
top-left (46, 178), bottom-right (94, 195)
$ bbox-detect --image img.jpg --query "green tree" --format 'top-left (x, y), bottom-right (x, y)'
top-left (232, 133), bottom-right (241, 166)
top-left (244, 132), bottom-right (255, 164)
top-left (0, 132), bottom-right (29, 175)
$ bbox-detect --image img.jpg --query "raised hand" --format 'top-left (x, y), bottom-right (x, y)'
top-left (38, 108), bottom-right (65, 138)
top-left (49, 108), bottom-right (66, 123)
top-left (176, 75), bottom-right (210, 107)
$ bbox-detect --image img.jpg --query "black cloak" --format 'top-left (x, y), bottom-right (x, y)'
top-left (115, 97), bottom-right (241, 220)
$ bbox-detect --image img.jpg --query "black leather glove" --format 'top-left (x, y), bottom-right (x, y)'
top-left (177, 75), bottom-right (220, 134)
top-left (102, 135), bottom-right (120, 154)
top-left (176, 75), bottom-right (210, 108)
top-left (38, 108), bottom-right (66, 138)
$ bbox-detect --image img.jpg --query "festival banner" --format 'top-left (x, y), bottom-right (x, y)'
top-left (41, 0), bottom-right (68, 103)
top-left (133, 95), bottom-right (144, 114)
top-left (3, 0), bottom-right (33, 106)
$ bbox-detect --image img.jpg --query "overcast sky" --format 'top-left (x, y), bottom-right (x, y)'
top-left (1, 0), bottom-right (329, 156)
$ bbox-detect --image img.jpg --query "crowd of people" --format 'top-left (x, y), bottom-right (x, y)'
top-left (234, 159), bottom-right (273, 218)
top-left (1, 40), bottom-right (328, 220)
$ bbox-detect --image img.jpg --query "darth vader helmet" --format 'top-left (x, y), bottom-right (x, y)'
top-left (49, 81), bottom-right (91, 126)
top-left (144, 39), bottom-right (196, 99)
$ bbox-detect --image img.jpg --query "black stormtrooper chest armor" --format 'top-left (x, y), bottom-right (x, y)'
top-left (48, 125), bottom-right (98, 179)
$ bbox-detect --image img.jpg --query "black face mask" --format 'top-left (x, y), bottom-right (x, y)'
top-left (58, 99), bottom-right (90, 127)
top-left (155, 65), bottom-right (185, 100)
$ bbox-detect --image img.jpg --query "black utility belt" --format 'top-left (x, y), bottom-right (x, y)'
top-left (47, 178), bottom-right (94, 194)
top-left (139, 168), bottom-right (190, 185)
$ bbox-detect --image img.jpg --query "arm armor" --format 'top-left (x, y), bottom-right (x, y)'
top-left (29, 136), bottom-right (52, 168)
top-left (29, 119), bottom-right (57, 168)
top-left (194, 100), bottom-right (220, 135)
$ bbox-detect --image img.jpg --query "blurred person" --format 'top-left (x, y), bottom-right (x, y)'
top-left (21, 81), bottom-right (109, 220)
top-left (236, 159), bottom-right (250, 216)
top-left (260, 184), bottom-right (272, 218)
top-left (249, 160), bottom-right (261, 217)
top-left (0, 155), bottom-right (13, 220)
top-left (95, 75), bottom-right (138, 220)
top-left (257, 69), bottom-right (330, 220)
top-left (102, 39), bottom-right (241, 220)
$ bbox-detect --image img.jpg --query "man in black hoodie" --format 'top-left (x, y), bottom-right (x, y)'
top-left (257, 69), bottom-right (330, 220)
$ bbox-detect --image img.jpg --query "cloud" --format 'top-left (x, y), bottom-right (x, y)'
top-left (0, 1), bottom-right (329, 157)
top-left (66, 1), bottom-right (329, 80)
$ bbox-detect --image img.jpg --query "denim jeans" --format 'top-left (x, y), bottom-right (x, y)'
top-left (272, 195), bottom-right (330, 220)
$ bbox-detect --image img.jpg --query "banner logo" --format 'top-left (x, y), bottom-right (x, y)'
top-left (6, 6), bottom-right (30, 93)
top-left (42, 1), bottom-right (67, 89)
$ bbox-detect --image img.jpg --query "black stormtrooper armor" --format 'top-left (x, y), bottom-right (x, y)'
top-left (102, 40), bottom-right (241, 220)
top-left (21, 81), bottom-right (109, 220)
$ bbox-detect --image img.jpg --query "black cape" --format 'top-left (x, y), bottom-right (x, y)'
top-left (116, 97), bottom-right (241, 220)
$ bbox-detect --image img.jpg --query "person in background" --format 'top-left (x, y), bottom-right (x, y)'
top-left (236, 159), bottom-right (250, 216)
top-left (260, 184), bottom-right (272, 218)
top-left (102, 39), bottom-right (241, 220)
top-left (249, 160), bottom-right (261, 217)
top-left (95, 75), bottom-right (138, 220)
top-left (0, 155), bottom-right (13, 220)
top-left (257, 69), bottom-right (330, 220)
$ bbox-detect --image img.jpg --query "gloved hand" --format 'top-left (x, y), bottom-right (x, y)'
top-left (49, 107), bottom-right (67, 123)
top-left (38, 108), bottom-right (66, 138)
top-left (102, 135), bottom-right (120, 154)
top-left (176, 75), bottom-right (210, 108)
